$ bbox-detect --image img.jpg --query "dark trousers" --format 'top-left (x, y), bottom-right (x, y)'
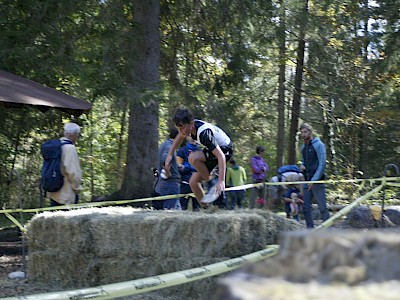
top-left (50, 195), bottom-right (78, 207)
top-left (229, 190), bottom-right (244, 209)
top-left (180, 183), bottom-right (200, 211)
top-left (302, 183), bottom-right (330, 228)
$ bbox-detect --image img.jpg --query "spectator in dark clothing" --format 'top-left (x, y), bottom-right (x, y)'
top-left (300, 123), bottom-right (330, 228)
top-left (177, 136), bottom-right (200, 211)
top-left (154, 128), bottom-right (182, 210)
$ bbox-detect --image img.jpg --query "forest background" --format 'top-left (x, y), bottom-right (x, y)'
top-left (0, 0), bottom-right (399, 210)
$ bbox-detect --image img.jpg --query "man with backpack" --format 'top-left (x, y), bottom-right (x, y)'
top-left (42, 123), bottom-right (82, 206)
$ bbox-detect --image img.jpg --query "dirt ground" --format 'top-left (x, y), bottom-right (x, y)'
top-left (0, 227), bottom-right (62, 298)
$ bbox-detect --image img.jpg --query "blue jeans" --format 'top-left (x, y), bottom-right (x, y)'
top-left (302, 183), bottom-right (330, 228)
top-left (229, 190), bottom-right (244, 209)
top-left (155, 180), bottom-right (182, 210)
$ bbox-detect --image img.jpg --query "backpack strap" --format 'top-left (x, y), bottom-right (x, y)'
top-left (61, 140), bottom-right (73, 146)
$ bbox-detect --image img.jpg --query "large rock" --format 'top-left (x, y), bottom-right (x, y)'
top-left (384, 207), bottom-right (400, 225)
top-left (343, 206), bottom-right (376, 228)
top-left (212, 230), bottom-right (400, 300)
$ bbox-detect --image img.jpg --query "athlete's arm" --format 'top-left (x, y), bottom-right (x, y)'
top-left (164, 134), bottom-right (185, 174)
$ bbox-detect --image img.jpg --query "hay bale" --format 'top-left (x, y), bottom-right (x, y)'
top-left (82, 210), bottom-right (267, 260)
top-left (227, 209), bottom-right (302, 244)
top-left (27, 207), bottom-right (298, 295)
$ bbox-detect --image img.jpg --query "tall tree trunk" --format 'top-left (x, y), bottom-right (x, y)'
top-left (287, 0), bottom-right (309, 164)
top-left (327, 96), bottom-right (338, 176)
top-left (358, 0), bottom-right (370, 177)
top-left (115, 100), bottom-right (129, 190)
top-left (89, 110), bottom-right (95, 198)
top-left (110, 0), bottom-right (160, 201)
top-left (276, 0), bottom-right (286, 167)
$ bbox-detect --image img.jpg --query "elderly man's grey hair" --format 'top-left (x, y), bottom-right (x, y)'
top-left (64, 122), bottom-right (81, 135)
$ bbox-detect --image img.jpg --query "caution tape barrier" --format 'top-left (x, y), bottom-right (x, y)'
top-left (1, 176), bottom-right (398, 215)
top-left (315, 181), bottom-right (385, 229)
top-left (4, 213), bottom-right (26, 233)
top-left (0, 245), bottom-right (279, 300)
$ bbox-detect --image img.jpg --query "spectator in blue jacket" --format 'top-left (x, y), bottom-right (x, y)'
top-left (300, 123), bottom-right (330, 228)
top-left (154, 128), bottom-right (182, 210)
top-left (249, 146), bottom-right (269, 209)
top-left (177, 136), bottom-right (200, 211)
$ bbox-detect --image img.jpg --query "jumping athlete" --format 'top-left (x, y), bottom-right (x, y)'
top-left (164, 106), bottom-right (233, 207)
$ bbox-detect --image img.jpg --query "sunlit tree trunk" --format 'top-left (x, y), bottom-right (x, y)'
top-left (326, 95), bottom-right (338, 176)
top-left (115, 101), bottom-right (129, 190)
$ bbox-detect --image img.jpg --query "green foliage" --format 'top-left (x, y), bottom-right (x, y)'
top-left (0, 0), bottom-right (399, 209)
top-left (79, 97), bottom-right (129, 199)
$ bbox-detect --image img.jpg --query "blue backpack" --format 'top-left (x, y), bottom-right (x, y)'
top-left (40, 139), bottom-right (72, 192)
top-left (277, 165), bottom-right (301, 182)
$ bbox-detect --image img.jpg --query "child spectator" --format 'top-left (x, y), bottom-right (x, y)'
top-left (284, 187), bottom-right (303, 221)
top-left (226, 159), bottom-right (247, 209)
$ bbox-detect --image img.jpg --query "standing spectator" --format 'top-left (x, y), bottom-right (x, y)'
top-left (154, 128), bottom-right (182, 210)
top-left (249, 146), bottom-right (269, 209)
top-left (165, 106), bottom-right (233, 207)
top-left (177, 136), bottom-right (200, 211)
top-left (226, 159), bottom-right (247, 209)
top-left (300, 123), bottom-right (330, 228)
top-left (47, 123), bottom-right (82, 206)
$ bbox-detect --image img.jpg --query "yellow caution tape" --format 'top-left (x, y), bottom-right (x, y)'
top-left (1, 176), bottom-right (398, 214)
top-left (0, 193), bottom-right (194, 214)
top-left (0, 245), bottom-right (279, 300)
top-left (4, 213), bottom-right (26, 233)
top-left (315, 183), bottom-right (385, 230)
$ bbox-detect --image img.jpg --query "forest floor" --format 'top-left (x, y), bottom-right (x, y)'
top-left (0, 227), bottom-right (59, 298)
